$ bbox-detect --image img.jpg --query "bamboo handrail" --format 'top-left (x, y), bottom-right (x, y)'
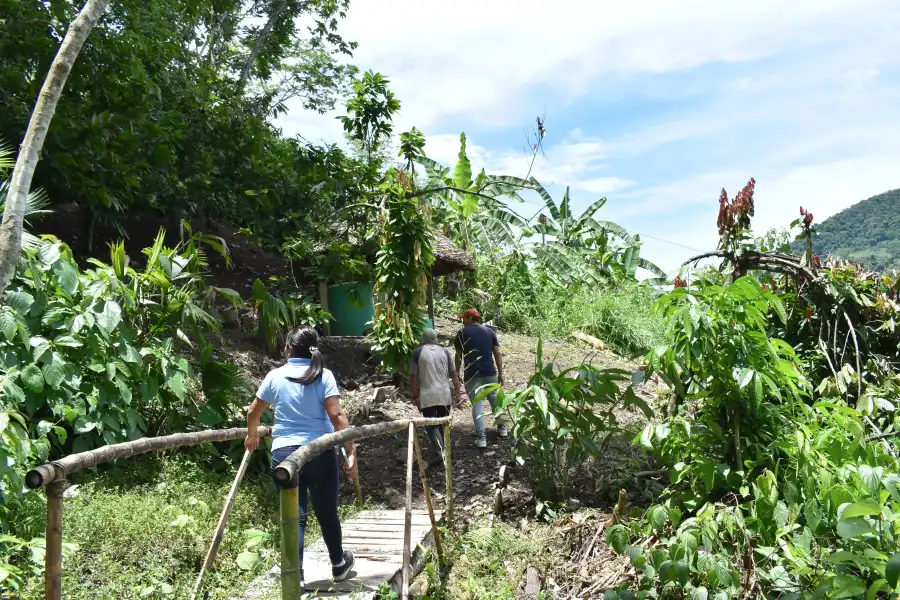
top-left (26, 426), bottom-right (272, 489)
top-left (272, 417), bottom-right (451, 486)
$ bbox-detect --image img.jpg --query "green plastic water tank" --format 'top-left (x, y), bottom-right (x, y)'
top-left (327, 283), bottom-right (375, 336)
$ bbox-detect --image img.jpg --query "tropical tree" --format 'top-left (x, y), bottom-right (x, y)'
top-left (416, 133), bottom-right (533, 253)
top-left (0, 144), bottom-right (51, 255)
top-left (0, 0), bottom-right (109, 296)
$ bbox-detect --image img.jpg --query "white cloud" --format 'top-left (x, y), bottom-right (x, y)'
top-left (278, 0), bottom-right (898, 136)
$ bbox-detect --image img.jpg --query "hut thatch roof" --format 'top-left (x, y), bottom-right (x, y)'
top-left (316, 222), bottom-right (475, 277)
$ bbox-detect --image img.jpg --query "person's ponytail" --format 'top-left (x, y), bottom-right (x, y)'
top-left (284, 325), bottom-right (325, 385)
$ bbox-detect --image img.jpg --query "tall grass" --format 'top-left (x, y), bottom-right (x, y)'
top-left (442, 267), bottom-right (665, 358)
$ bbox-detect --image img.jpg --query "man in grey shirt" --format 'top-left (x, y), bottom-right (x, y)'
top-left (410, 328), bottom-right (461, 463)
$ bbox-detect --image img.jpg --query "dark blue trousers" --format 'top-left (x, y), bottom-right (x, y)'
top-left (271, 446), bottom-right (344, 566)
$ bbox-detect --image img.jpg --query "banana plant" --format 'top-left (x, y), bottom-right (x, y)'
top-left (415, 132), bottom-right (533, 252)
top-left (524, 179), bottom-right (667, 284)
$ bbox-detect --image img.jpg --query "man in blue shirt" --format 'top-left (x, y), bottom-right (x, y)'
top-left (453, 308), bottom-right (507, 448)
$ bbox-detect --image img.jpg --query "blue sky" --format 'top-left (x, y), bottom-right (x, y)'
top-left (277, 0), bottom-right (900, 274)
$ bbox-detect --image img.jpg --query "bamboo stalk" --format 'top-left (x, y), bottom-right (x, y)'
top-left (444, 418), bottom-right (453, 530)
top-left (27, 426), bottom-right (272, 489)
top-left (273, 417), bottom-right (450, 486)
top-left (191, 450), bottom-right (253, 600)
top-left (44, 480), bottom-right (65, 600)
top-left (413, 433), bottom-right (444, 564)
top-left (280, 486), bottom-right (303, 600)
top-left (402, 422), bottom-right (415, 600)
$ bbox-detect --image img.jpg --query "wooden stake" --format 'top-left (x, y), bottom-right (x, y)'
top-left (413, 434), bottom-right (444, 564)
top-left (280, 485), bottom-right (303, 600)
top-left (191, 450), bottom-right (253, 600)
top-left (402, 422), bottom-right (415, 600)
top-left (44, 480), bottom-right (65, 600)
top-left (341, 447), bottom-right (363, 507)
top-left (444, 419), bottom-right (453, 530)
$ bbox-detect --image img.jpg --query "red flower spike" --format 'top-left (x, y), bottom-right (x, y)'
top-left (800, 207), bottom-right (806, 216)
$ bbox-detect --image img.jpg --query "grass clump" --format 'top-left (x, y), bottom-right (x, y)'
top-left (436, 523), bottom-right (550, 600)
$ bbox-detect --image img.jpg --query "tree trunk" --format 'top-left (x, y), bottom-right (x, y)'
top-left (237, 0), bottom-right (290, 90)
top-left (0, 0), bottom-right (110, 296)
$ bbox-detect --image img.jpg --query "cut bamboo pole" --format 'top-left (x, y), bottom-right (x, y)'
top-left (273, 417), bottom-right (449, 486)
top-left (413, 434), bottom-right (444, 564)
top-left (27, 425), bottom-right (272, 489)
top-left (401, 422), bottom-right (415, 600)
top-left (191, 450), bottom-right (253, 600)
top-left (44, 480), bottom-right (65, 600)
top-left (444, 419), bottom-right (454, 529)
top-left (280, 486), bottom-right (303, 600)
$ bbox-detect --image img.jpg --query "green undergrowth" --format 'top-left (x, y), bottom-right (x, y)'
top-left (29, 452), bottom-right (359, 600)
top-left (422, 522), bottom-right (553, 600)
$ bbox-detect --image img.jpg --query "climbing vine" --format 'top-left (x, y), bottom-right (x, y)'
top-left (371, 170), bottom-right (434, 374)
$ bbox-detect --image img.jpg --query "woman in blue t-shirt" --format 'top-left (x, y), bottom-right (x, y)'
top-left (244, 325), bottom-right (356, 589)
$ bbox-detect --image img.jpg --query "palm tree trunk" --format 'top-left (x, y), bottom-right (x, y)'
top-left (0, 0), bottom-right (110, 296)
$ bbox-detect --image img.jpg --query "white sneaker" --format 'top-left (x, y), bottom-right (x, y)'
top-left (474, 437), bottom-right (487, 449)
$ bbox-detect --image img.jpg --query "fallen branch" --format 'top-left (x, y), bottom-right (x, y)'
top-left (572, 331), bottom-right (605, 351)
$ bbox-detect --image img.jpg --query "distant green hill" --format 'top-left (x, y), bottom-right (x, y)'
top-left (805, 188), bottom-right (900, 272)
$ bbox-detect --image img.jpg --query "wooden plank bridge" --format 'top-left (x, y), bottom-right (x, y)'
top-left (239, 510), bottom-right (442, 599)
top-left (26, 418), bottom-right (454, 600)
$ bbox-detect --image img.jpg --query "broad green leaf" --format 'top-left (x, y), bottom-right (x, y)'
top-left (236, 550), bottom-right (261, 571)
top-left (648, 505), bottom-right (667, 532)
top-left (690, 587), bottom-right (709, 600)
top-left (886, 553), bottom-right (900, 589)
top-left (97, 300), bottom-right (122, 334)
top-left (38, 243), bottom-right (61, 266)
top-left (606, 524), bottom-right (629, 554)
top-left (30, 336), bottom-right (51, 362)
top-left (53, 335), bottom-right (83, 348)
top-left (0, 310), bottom-right (16, 340)
top-left (836, 516), bottom-right (874, 540)
top-left (830, 575), bottom-right (866, 599)
top-left (20, 364), bottom-right (44, 393)
top-left (452, 133), bottom-right (473, 190)
top-left (867, 579), bottom-right (888, 600)
top-left (167, 372), bottom-right (187, 400)
top-left (737, 367), bottom-right (753, 389)
top-left (839, 499), bottom-right (882, 520)
top-left (6, 291), bottom-right (34, 314)
top-left (42, 360), bottom-right (66, 389)
top-left (53, 260), bottom-right (79, 296)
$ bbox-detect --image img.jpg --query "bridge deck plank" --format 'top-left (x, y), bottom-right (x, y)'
top-left (236, 509), bottom-right (441, 599)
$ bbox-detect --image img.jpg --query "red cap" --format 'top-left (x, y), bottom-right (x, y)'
top-left (457, 308), bottom-right (480, 321)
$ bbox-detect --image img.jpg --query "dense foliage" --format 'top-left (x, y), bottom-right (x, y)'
top-left (798, 189), bottom-right (900, 272)
top-left (0, 0), bottom-right (362, 250)
top-left (599, 183), bottom-right (900, 599)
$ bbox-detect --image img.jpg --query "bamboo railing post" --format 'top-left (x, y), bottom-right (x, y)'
top-left (413, 434), bottom-right (444, 564)
top-left (443, 418), bottom-right (453, 530)
top-left (44, 479), bottom-right (66, 600)
top-left (401, 422), bottom-right (415, 600)
top-left (280, 484), bottom-right (303, 600)
top-left (191, 449), bottom-right (253, 600)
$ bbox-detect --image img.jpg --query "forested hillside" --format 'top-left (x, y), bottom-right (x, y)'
top-left (810, 188), bottom-right (900, 271)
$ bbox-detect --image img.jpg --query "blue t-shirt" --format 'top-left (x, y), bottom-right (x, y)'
top-left (454, 324), bottom-right (499, 380)
top-left (255, 358), bottom-right (340, 451)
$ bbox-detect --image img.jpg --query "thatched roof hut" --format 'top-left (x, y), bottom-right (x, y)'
top-left (316, 222), bottom-right (475, 277)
